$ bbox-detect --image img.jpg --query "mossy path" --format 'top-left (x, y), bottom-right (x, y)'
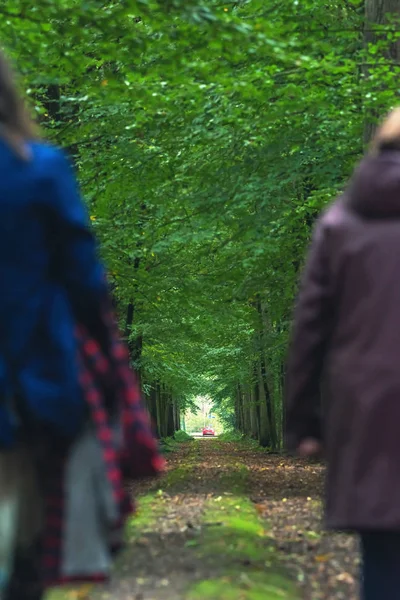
top-left (46, 439), bottom-right (359, 600)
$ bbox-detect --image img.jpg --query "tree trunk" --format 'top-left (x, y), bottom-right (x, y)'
top-left (124, 201), bottom-right (148, 377)
top-left (235, 383), bottom-right (243, 432)
top-left (364, 0), bottom-right (400, 143)
top-left (242, 384), bottom-right (251, 435)
top-left (365, 0), bottom-right (400, 50)
top-left (260, 354), bottom-right (278, 450)
top-left (257, 359), bottom-right (271, 448)
top-left (155, 381), bottom-right (163, 438)
top-left (249, 379), bottom-right (259, 440)
top-left (280, 359), bottom-right (286, 441)
top-left (172, 401), bottom-right (180, 433)
top-left (147, 384), bottom-right (158, 425)
top-left (165, 396), bottom-right (175, 437)
top-left (258, 299), bottom-right (279, 449)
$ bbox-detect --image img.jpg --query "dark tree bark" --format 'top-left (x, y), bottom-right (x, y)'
top-left (257, 359), bottom-right (271, 448)
top-left (364, 0), bottom-right (400, 143)
top-left (365, 0), bottom-right (400, 51)
top-left (166, 397), bottom-right (175, 437)
top-left (235, 383), bottom-right (243, 432)
top-left (148, 385), bottom-right (158, 427)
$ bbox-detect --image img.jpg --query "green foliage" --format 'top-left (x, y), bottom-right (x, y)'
top-left (3, 0), bottom-right (398, 442)
top-left (160, 437), bottom-right (180, 453)
top-left (185, 411), bottom-right (208, 434)
top-left (185, 396), bottom-right (225, 433)
top-left (126, 492), bottom-right (169, 537)
top-left (218, 432), bottom-right (268, 453)
top-left (161, 431), bottom-right (194, 453)
top-left (218, 431), bottom-right (246, 443)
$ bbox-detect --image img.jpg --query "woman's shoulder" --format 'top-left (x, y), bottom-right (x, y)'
top-left (29, 141), bottom-right (69, 169)
top-left (26, 142), bottom-right (74, 191)
top-left (319, 196), bottom-right (355, 230)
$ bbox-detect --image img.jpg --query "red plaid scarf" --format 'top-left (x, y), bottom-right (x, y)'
top-left (41, 308), bottom-right (164, 586)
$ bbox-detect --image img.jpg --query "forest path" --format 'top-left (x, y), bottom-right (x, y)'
top-left (47, 439), bottom-right (359, 600)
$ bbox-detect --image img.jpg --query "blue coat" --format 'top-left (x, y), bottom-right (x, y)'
top-left (0, 139), bottom-right (106, 446)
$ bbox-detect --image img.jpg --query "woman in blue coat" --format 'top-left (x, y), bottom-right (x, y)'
top-left (0, 54), bottom-right (106, 448)
top-left (0, 53), bottom-right (158, 600)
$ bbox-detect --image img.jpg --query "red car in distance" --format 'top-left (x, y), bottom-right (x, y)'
top-left (202, 426), bottom-right (215, 436)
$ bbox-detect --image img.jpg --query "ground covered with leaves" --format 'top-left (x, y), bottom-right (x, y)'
top-left (47, 438), bottom-right (359, 600)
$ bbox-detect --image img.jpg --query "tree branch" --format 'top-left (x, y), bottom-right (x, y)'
top-left (0, 9), bottom-right (42, 24)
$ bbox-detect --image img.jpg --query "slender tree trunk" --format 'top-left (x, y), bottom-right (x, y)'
top-left (257, 359), bottom-right (271, 448)
top-left (165, 394), bottom-right (175, 437)
top-left (280, 359), bottom-right (286, 442)
top-left (364, 0), bottom-right (400, 143)
top-left (242, 383), bottom-right (251, 435)
top-left (235, 383), bottom-right (243, 432)
top-left (258, 299), bottom-right (279, 449)
top-left (260, 355), bottom-right (278, 450)
top-left (147, 384), bottom-right (158, 424)
top-left (365, 0), bottom-right (400, 50)
top-left (175, 403), bottom-right (181, 432)
top-left (155, 381), bottom-right (163, 438)
top-left (124, 201), bottom-right (147, 378)
top-left (249, 378), bottom-right (259, 440)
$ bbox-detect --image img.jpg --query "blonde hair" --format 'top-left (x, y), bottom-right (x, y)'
top-left (371, 107), bottom-right (400, 154)
top-left (0, 51), bottom-right (38, 160)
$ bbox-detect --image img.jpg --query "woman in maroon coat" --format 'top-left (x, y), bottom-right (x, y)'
top-left (286, 108), bottom-right (400, 600)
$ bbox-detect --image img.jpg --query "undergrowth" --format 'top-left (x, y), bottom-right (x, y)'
top-left (161, 430), bottom-right (194, 453)
top-left (218, 431), bottom-right (281, 453)
top-left (174, 430), bottom-right (194, 442)
top-left (218, 430), bottom-right (246, 442)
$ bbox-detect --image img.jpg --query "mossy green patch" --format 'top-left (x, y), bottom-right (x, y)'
top-left (199, 495), bottom-right (270, 564)
top-left (158, 439), bottom-right (200, 489)
top-left (127, 490), bottom-right (169, 537)
top-left (45, 584), bottom-right (95, 600)
top-left (216, 432), bottom-right (279, 454)
top-left (217, 431), bottom-right (246, 442)
top-left (218, 463), bottom-right (249, 493)
top-left (161, 430), bottom-right (194, 453)
top-left (160, 436), bottom-right (180, 453)
top-left (187, 572), bottom-right (297, 600)
top-left (128, 440), bottom-right (200, 531)
top-left (174, 430), bottom-right (194, 442)
top-left (186, 493), bottom-right (298, 599)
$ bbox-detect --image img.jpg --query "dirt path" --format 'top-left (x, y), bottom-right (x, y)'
top-left (245, 448), bottom-right (359, 599)
top-left (47, 439), bottom-right (360, 600)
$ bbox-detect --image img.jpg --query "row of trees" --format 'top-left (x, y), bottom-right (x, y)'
top-left (2, 0), bottom-right (399, 444)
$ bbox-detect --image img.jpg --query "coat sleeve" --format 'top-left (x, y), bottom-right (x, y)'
top-left (285, 218), bottom-right (333, 451)
top-left (45, 148), bottom-right (107, 317)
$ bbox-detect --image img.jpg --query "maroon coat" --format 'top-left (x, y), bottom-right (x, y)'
top-left (286, 150), bottom-right (400, 531)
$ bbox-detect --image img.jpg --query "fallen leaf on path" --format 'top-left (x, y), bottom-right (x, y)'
top-left (255, 503), bottom-right (265, 514)
top-left (315, 554), bottom-right (333, 563)
top-left (337, 572), bottom-right (355, 584)
top-left (66, 585), bottom-right (94, 600)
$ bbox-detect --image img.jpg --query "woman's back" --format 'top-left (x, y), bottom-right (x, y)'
top-left (0, 139), bottom-right (106, 445)
top-left (0, 141), bottom-right (66, 325)
top-left (319, 151), bottom-right (400, 373)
